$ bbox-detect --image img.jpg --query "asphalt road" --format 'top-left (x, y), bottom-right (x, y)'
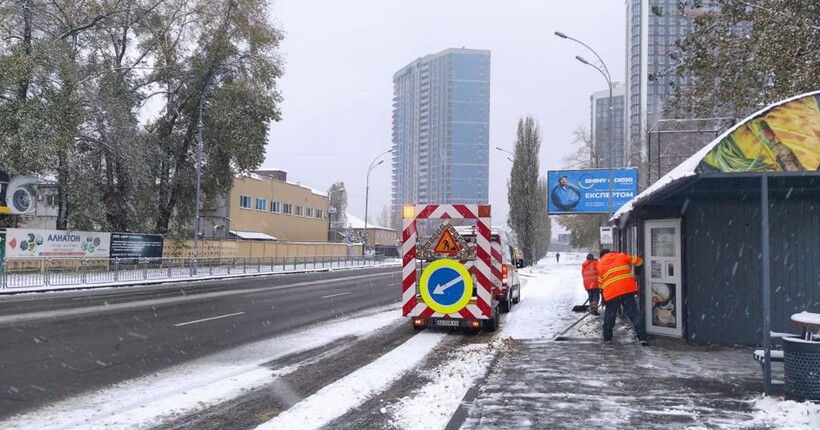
top-left (0, 266), bottom-right (401, 419)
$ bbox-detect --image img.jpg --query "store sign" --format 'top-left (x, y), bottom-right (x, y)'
top-left (5, 228), bottom-right (111, 258)
top-left (547, 168), bottom-right (639, 214)
top-left (110, 233), bottom-right (164, 260)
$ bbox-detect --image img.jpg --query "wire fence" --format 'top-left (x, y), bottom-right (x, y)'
top-left (0, 255), bottom-right (388, 290)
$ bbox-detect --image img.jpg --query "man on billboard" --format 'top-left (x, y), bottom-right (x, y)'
top-left (550, 175), bottom-right (581, 211)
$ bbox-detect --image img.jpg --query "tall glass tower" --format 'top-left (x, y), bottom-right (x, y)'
top-left (591, 83), bottom-right (627, 168)
top-left (391, 48), bottom-right (491, 221)
top-left (625, 0), bottom-right (694, 170)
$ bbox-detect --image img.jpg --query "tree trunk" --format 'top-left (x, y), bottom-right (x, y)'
top-left (56, 151), bottom-right (70, 230)
top-left (17, 0), bottom-right (33, 100)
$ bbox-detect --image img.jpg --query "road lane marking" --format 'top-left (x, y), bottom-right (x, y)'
top-left (0, 271), bottom-right (397, 325)
top-left (320, 292), bottom-right (351, 299)
top-left (174, 312), bottom-right (245, 327)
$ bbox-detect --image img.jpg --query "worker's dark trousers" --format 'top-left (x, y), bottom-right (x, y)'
top-left (603, 293), bottom-right (647, 342)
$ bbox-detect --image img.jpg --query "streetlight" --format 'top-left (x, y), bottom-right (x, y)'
top-left (495, 146), bottom-right (514, 163)
top-left (193, 54), bottom-right (250, 267)
top-left (364, 148), bottom-right (394, 256)
top-left (555, 31), bottom-right (616, 221)
top-left (213, 215), bottom-right (238, 237)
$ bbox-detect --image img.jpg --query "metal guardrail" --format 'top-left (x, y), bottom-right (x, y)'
top-left (0, 256), bottom-right (387, 290)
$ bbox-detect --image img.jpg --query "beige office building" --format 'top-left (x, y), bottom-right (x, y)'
top-left (208, 170), bottom-right (330, 242)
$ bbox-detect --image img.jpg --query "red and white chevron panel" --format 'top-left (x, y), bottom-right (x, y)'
top-left (491, 240), bottom-right (503, 293)
top-left (401, 204), bottom-right (496, 320)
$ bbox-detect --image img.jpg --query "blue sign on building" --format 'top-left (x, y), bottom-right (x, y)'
top-left (547, 168), bottom-right (639, 214)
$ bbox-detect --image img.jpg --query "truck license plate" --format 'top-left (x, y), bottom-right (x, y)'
top-left (435, 319), bottom-right (459, 327)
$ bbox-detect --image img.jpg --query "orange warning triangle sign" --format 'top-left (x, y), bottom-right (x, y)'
top-left (434, 229), bottom-right (461, 255)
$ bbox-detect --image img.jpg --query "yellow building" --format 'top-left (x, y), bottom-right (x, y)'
top-left (208, 170), bottom-right (330, 242)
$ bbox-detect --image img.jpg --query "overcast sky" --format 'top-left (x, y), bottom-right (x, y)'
top-left (264, 0), bottom-right (625, 230)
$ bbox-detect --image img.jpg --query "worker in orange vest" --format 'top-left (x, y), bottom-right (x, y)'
top-left (597, 249), bottom-right (648, 346)
top-left (581, 253), bottom-right (600, 315)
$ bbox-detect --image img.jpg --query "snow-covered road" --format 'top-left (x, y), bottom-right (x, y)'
top-left (2, 253), bottom-right (817, 429)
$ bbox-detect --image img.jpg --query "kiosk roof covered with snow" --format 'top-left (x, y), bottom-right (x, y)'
top-left (611, 91), bottom-right (820, 346)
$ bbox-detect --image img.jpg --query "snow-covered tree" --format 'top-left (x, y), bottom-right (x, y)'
top-left (670, 0), bottom-right (820, 118)
top-left (556, 128), bottom-right (607, 251)
top-left (0, 0), bottom-right (284, 233)
top-left (507, 116), bottom-right (543, 266)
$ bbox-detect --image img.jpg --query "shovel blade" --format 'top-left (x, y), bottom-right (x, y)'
top-left (571, 305), bottom-right (590, 312)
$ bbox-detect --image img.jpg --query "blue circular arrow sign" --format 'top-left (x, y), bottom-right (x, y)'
top-left (419, 259), bottom-right (473, 314)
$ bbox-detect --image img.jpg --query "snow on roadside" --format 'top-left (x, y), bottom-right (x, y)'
top-left (749, 396), bottom-right (820, 429)
top-left (255, 331), bottom-right (447, 430)
top-left (0, 304), bottom-right (403, 430)
top-left (502, 255), bottom-right (588, 340)
top-left (390, 340), bottom-right (501, 430)
top-left (388, 256), bottom-right (588, 429)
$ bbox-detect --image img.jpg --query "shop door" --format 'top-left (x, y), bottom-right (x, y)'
top-left (643, 219), bottom-right (683, 337)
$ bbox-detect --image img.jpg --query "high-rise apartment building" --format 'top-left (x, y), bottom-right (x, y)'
top-left (391, 48), bottom-right (491, 220)
top-left (625, 0), bottom-right (694, 171)
top-left (590, 83), bottom-right (626, 168)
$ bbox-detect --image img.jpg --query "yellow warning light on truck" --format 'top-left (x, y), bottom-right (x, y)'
top-left (402, 205), bottom-right (415, 218)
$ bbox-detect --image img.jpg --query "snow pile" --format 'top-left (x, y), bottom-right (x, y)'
top-left (391, 341), bottom-right (500, 430)
top-left (751, 396), bottom-right (820, 429)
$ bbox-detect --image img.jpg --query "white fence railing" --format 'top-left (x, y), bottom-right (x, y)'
top-left (0, 256), bottom-right (388, 290)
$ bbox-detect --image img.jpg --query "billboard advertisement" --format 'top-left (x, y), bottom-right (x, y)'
top-left (547, 168), bottom-right (638, 214)
top-left (0, 170), bottom-right (38, 215)
top-left (5, 228), bottom-right (111, 258)
top-left (110, 233), bottom-right (164, 260)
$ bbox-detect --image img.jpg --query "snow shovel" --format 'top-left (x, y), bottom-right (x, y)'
top-left (571, 298), bottom-right (590, 313)
top-left (552, 312), bottom-right (592, 341)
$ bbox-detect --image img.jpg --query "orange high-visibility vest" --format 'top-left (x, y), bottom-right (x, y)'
top-left (597, 252), bottom-right (643, 301)
top-left (581, 260), bottom-right (599, 290)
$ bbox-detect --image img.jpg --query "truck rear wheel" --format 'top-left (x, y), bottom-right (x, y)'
top-left (500, 295), bottom-right (511, 313)
top-left (484, 307), bottom-right (499, 331)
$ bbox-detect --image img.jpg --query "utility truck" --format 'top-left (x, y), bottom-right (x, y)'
top-left (400, 204), bottom-right (520, 332)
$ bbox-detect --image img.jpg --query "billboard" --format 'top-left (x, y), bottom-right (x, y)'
top-left (0, 170), bottom-right (38, 215)
top-left (5, 228), bottom-right (111, 258)
top-left (110, 233), bottom-right (164, 260)
top-left (547, 168), bottom-right (638, 214)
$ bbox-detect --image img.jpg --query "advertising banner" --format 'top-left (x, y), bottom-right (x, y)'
top-left (110, 233), bottom-right (164, 260)
top-left (5, 228), bottom-right (111, 258)
top-left (547, 168), bottom-right (639, 214)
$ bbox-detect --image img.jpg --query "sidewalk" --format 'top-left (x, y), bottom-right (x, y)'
top-left (459, 255), bottom-right (819, 430)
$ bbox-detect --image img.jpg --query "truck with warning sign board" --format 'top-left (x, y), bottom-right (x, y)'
top-left (401, 204), bottom-right (521, 331)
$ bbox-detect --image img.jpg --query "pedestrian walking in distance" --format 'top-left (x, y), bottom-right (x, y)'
top-left (597, 249), bottom-right (648, 346)
top-left (581, 254), bottom-right (600, 316)
top-left (555, 252), bottom-right (560, 263)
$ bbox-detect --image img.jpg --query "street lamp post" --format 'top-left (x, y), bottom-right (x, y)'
top-left (214, 215), bottom-right (238, 237)
top-left (364, 149), bottom-right (394, 256)
top-left (494, 146), bottom-right (514, 163)
top-left (193, 80), bottom-right (209, 273)
top-left (555, 31), bottom-right (616, 221)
